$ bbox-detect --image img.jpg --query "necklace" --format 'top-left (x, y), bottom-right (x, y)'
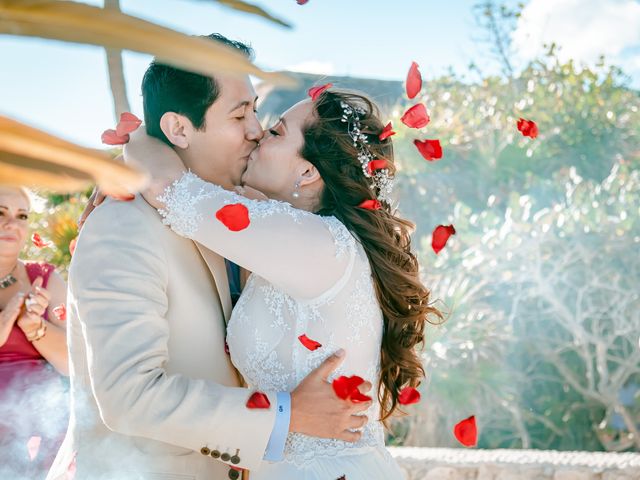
top-left (0, 264), bottom-right (18, 289)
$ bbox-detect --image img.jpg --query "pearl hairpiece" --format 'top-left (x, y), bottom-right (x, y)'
top-left (340, 100), bottom-right (394, 204)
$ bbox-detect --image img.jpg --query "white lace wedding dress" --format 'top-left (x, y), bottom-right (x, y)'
top-left (158, 172), bottom-right (406, 480)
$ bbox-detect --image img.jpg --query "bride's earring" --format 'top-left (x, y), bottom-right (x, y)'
top-left (292, 181), bottom-right (301, 199)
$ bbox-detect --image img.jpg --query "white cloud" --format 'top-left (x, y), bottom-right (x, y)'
top-left (512, 0), bottom-right (640, 74)
top-left (285, 60), bottom-right (335, 75)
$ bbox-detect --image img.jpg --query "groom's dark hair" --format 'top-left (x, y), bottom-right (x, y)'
top-left (141, 33), bottom-right (254, 145)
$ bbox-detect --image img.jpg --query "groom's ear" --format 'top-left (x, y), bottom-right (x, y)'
top-left (159, 112), bottom-right (192, 149)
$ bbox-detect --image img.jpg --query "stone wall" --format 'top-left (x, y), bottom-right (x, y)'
top-left (389, 447), bottom-right (640, 480)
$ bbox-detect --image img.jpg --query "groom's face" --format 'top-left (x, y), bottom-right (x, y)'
top-left (184, 75), bottom-right (263, 190)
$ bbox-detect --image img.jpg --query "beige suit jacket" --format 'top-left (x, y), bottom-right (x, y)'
top-left (46, 196), bottom-right (276, 480)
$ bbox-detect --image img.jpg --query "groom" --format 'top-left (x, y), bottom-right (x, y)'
top-left (47, 34), bottom-right (371, 480)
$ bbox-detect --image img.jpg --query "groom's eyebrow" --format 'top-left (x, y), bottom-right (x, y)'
top-left (228, 96), bottom-right (259, 113)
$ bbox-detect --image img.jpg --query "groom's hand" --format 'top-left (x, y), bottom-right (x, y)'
top-left (289, 349), bottom-right (373, 443)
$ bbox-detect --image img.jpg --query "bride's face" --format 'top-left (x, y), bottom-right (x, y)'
top-left (241, 100), bottom-right (315, 202)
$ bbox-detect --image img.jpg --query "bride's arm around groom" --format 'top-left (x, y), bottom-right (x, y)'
top-left (60, 191), bottom-right (368, 478)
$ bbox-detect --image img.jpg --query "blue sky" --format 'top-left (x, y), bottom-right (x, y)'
top-left (1, 0), bottom-right (638, 148)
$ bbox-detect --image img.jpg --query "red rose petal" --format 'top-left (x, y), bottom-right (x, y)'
top-left (349, 390), bottom-right (372, 403)
top-left (332, 375), bottom-right (365, 400)
top-left (358, 199), bottom-right (381, 210)
top-left (31, 232), bottom-right (51, 249)
top-left (101, 129), bottom-right (129, 145)
top-left (406, 61), bottom-right (423, 99)
top-left (401, 104), bottom-right (430, 129)
top-left (109, 193), bottom-right (135, 202)
top-left (216, 204), bottom-right (250, 232)
top-left (53, 304), bottom-right (67, 322)
top-left (297, 0), bottom-right (309, 4)
top-left (66, 452), bottom-right (77, 480)
top-left (27, 436), bottom-right (41, 461)
top-left (298, 334), bottom-right (322, 351)
top-left (68, 237), bottom-right (77, 256)
top-left (454, 415), bottom-right (478, 447)
top-left (115, 112), bottom-right (142, 137)
top-left (414, 139), bottom-right (443, 161)
top-left (308, 83), bottom-right (333, 101)
top-left (517, 118), bottom-right (538, 139)
top-left (431, 224), bottom-right (456, 254)
top-left (379, 122), bottom-right (396, 141)
top-left (366, 159), bottom-right (388, 175)
top-left (398, 386), bottom-right (421, 405)
top-left (246, 391), bottom-right (271, 409)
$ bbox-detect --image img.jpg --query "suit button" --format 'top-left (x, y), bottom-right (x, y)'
top-left (221, 452), bottom-right (231, 462)
top-left (230, 454), bottom-right (240, 464)
top-left (210, 449), bottom-right (221, 459)
top-left (228, 468), bottom-right (240, 480)
top-left (200, 447), bottom-right (210, 456)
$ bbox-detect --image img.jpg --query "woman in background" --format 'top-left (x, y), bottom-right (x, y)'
top-left (0, 186), bottom-right (69, 479)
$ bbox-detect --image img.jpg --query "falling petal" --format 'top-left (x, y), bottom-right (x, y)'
top-left (431, 224), bottom-right (456, 254)
top-left (216, 204), bottom-right (250, 232)
top-left (308, 83), bottom-right (333, 101)
top-left (517, 118), bottom-right (538, 138)
top-left (53, 304), bottom-right (67, 322)
top-left (298, 334), bottom-right (322, 351)
top-left (358, 199), bottom-right (381, 210)
top-left (405, 61), bottom-right (422, 99)
top-left (378, 122), bottom-right (396, 141)
top-left (108, 193), bottom-right (135, 201)
top-left (27, 436), bottom-right (41, 461)
top-left (366, 159), bottom-right (388, 175)
top-left (31, 232), bottom-right (51, 249)
top-left (246, 391), bottom-right (271, 409)
top-left (401, 104), bottom-right (430, 129)
top-left (68, 237), bottom-right (77, 256)
top-left (414, 139), bottom-right (442, 161)
top-left (115, 112), bottom-right (142, 137)
top-left (398, 386), bottom-right (421, 405)
top-left (332, 375), bottom-right (365, 400)
top-left (66, 452), bottom-right (77, 480)
top-left (101, 129), bottom-right (129, 145)
top-left (454, 415), bottom-right (478, 447)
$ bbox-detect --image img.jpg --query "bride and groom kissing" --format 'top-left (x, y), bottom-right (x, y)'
top-left (47, 33), bottom-right (439, 480)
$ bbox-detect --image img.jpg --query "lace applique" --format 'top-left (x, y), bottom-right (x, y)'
top-left (158, 171), bottom-right (306, 238)
top-left (345, 269), bottom-right (382, 345)
top-left (320, 216), bottom-right (358, 259)
top-left (261, 283), bottom-right (296, 332)
top-left (239, 328), bottom-right (292, 392)
top-left (157, 171), bottom-right (216, 238)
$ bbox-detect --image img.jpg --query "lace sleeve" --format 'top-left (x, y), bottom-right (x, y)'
top-left (158, 171), bottom-right (357, 300)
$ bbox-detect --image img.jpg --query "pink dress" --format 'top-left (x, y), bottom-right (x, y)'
top-left (0, 262), bottom-right (68, 479)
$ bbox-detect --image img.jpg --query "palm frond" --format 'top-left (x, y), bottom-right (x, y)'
top-left (0, 0), bottom-right (296, 87)
top-left (0, 115), bottom-right (148, 195)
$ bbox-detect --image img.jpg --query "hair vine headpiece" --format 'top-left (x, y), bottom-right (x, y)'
top-left (340, 100), bottom-right (394, 204)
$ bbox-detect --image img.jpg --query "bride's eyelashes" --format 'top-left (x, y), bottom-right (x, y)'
top-left (269, 129), bottom-right (280, 137)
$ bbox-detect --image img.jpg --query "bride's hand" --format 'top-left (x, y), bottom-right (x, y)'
top-left (124, 128), bottom-right (186, 209)
top-left (78, 155), bottom-right (132, 230)
top-left (233, 185), bottom-right (269, 201)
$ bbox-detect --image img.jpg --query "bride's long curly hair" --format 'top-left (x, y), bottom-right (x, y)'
top-left (301, 89), bottom-right (445, 422)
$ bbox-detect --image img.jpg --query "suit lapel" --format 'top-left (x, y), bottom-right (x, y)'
top-left (193, 242), bottom-right (232, 325)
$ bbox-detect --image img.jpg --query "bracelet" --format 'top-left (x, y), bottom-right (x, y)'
top-left (26, 318), bottom-right (47, 342)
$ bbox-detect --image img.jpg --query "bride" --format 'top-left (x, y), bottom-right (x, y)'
top-left (125, 87), bottom-right (442, 479)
